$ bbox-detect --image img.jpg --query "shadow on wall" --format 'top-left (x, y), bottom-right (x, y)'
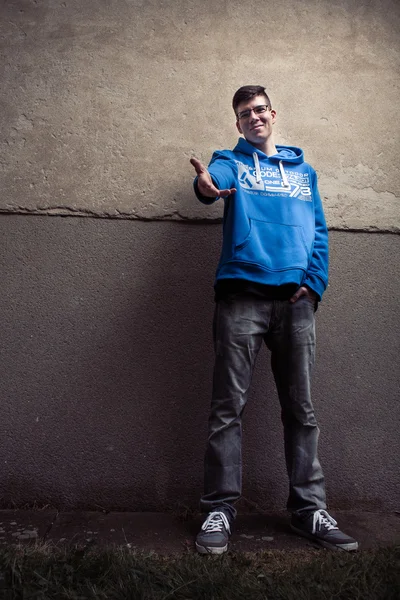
top-left (1, 214), bottom-right (288, 512)
top-left (2, 218), bottom-right (399, 512)
top-left (0, 216), bottom-right (322, 512)
top-left (0, 217), bottom-right (210, 510)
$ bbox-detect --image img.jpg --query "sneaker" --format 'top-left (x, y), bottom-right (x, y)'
top-left (195, 511), bottom-right (231, 554)
top-left (291, 509), bottom-right (359, 551)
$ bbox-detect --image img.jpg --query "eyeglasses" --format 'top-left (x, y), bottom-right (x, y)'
top-left (236, 105), bottom-right (270, 120)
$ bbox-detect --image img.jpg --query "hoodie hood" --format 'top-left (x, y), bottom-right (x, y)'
top-left (233, 138), bottom-right (304, 186)
top-left (233, 137), bottom-right (304, 163)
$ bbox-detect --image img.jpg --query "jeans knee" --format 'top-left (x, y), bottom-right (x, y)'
top-left (281, 406), bottom-right (318, 428)
top-left (209, 397), bottom-right (244, 431)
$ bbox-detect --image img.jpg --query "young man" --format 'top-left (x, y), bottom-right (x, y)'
top-left (190, 85), bottom-right (358, 554)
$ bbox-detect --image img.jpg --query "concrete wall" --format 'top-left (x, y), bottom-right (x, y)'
top-left (0, 0), bottom-right (399, 511)
top-left (1, 0), bottom-right (399, 229)
top-left (1, 217), bottom-right (399, 511)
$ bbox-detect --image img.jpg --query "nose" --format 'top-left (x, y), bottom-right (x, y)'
top-left (249, 109), bottom-right (260, 121)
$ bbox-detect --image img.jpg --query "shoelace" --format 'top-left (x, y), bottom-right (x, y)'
top-left (201, 511), bottom-right (231, 534)
top-left (313, 509), bottom-right (338, 534)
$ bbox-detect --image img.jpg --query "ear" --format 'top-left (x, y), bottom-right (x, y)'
top-left (236, 119), bottom-right (243, 134)
top-left (270, 109), bottom-right (277, 123)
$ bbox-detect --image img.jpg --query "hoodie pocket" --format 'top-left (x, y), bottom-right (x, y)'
top-left (233, 219), bottom-right (309, 272)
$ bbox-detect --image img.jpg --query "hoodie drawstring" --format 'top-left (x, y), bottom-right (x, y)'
top-left (253, 152), bottom-right (262, 183)
top-left (279, 160), bottom-right (290, 188)
top-left (252, 152), bottom-right (290, 188)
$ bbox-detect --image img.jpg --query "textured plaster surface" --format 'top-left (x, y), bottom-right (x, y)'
top-left (1, 216), bottom-right (399, 511)
top-left (1, 0), bottom-right (399, 230)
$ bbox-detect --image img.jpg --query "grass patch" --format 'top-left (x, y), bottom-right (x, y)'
top-left (0, 543), bottom-right (398, 599)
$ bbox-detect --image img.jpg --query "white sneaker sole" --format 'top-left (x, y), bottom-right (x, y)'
top-left (290, 524), bottom-right (359, 552)
top-left (195, 541), bottom-right (228, 555)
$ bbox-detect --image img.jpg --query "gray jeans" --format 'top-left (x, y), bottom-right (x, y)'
top-left (200, 293), bottom-right (327, 522)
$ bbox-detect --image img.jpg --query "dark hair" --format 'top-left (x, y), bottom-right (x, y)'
top-left (232, 85), bottom-right (271, 114)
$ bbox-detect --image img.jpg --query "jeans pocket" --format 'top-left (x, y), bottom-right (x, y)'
top-left (302, 294), bottom-right (318, 312)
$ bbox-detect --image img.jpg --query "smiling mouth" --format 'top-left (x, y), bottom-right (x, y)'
top-left (250, 124), bottom-right (264, 131)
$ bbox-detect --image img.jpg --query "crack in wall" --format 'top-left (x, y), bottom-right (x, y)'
top-left (0, 207), bottom-right (399, 232)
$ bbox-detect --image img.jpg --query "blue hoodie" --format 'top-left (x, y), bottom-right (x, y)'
top-left (194, 138), bottom-right (329, 300)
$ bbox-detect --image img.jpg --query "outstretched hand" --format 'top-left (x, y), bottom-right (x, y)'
top-left (190, 157), bottom-right (236, 198)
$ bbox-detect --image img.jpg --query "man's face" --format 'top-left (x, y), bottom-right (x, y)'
top-left (235, 95), bottom-right (276, 147)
